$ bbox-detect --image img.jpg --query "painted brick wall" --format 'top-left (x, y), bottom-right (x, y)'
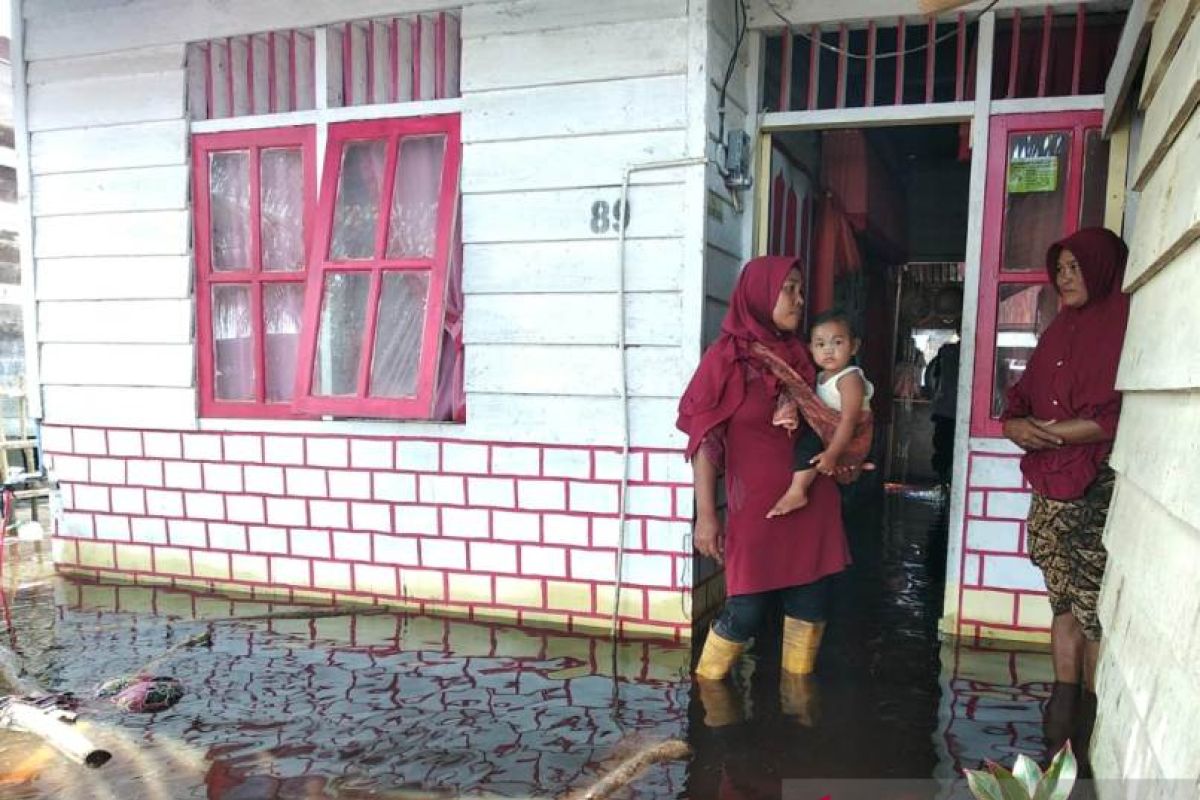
top-left (43, 425), bottom-right (695, 640)
top-left (954, 438), bottom-right (1050, 642)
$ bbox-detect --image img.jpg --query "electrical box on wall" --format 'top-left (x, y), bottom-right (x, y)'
top-left (723, 130), bottom-right (753, 192)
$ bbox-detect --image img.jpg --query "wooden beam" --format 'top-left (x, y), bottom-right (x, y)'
top-left (1104, 119), bottom-right (1131, 234)
top-left (1103, 0), bottom-right (1166, 137)
top-left (1131, 7), bottom-right (1200, 189)
top-left (760, 101), bottom-right (974, 130)
top-left (1139, 0), bottom-right (1200, 112)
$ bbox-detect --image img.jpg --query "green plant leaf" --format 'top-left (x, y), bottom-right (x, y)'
top-left (1012, 754), bottom-right (1043, 796)
top-left (988, 762), bottom-right (1034, 800)
top-left (1034, 741), bottom-right (1078, 800)
top-left (965, 769), bottom-right (1006, 800)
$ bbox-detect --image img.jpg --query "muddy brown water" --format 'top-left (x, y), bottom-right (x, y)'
top-left (0, 489), bottom-right (1066, 799)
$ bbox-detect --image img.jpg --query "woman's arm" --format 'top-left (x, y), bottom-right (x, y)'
top-left (1032, 418), bottom-right (1109, 445)
top-left (692, 450), bottom-right (724, 564)
top-left (812, 372), bottom-right (865, 474)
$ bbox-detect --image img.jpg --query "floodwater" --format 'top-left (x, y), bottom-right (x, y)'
top-left (0, 487), bottom-right (1074, 799)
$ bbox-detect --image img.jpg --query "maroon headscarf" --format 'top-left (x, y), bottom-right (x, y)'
top-left (677, 256), bottom-right (814, 459)
top-left (1003, 227), bottom-right (1130, 499)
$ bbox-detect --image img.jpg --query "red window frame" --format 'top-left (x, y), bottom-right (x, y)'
top-left (293, 114), bottom-right (461, 419)
top-left (971, 110), bottom-right (1102, 436)
top-left (193, 126), bottom-right (317, 419)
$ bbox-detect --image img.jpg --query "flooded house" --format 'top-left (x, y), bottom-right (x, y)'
top-left (7, 0), bottom-right (1199, 787)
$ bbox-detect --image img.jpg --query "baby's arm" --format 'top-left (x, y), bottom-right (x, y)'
top-left (812, 372), bottom-right (866, 474)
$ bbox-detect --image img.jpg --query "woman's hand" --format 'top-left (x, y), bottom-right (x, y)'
top-left (1003, 417), bottom-right (1063, 451)
top-left (694, 512), bottom-right (725, 565)
top-left (811, 450), bottom-right (838, 475)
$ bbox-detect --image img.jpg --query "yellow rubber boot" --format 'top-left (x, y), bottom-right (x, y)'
top-left (780, 617), bottom-right (825, 676)
top-left (694, 627), bottom-right (745, 680)
top-left (696, 676), bottom-right (744, 728)
top-left (780, 671), bottom-right (821, 726)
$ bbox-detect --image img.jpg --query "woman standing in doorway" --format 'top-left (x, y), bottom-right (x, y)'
top-left (1000, 228), bottom-right (1129, 724)
top-left (677, 256), bottom-right (852, 707)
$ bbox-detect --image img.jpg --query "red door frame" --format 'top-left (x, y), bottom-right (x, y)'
top-left (971, 110), bottom-right (1102, 437)
top-left (294, 114), bottom-right (461, 419)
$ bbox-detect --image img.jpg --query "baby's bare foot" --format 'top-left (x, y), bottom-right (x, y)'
top-left (767, 488), bottom-right (809, 518)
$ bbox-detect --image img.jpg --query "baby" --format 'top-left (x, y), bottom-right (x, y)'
top-left (768, 309), bottom-right (874, 517)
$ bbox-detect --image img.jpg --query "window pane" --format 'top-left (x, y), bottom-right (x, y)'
top-left (329, 140), bottom-right (387, 261)
top-left (212, 284), bottom-right (254, 401)
top-left (264, 283), bottom-right (304, 402)
top-left (1002, 131), bottom-right (1070, 272)
top-left (1079, 129), bottom-right (1110, 230)
top-left (312, 272), bottom-right (370, 397)
top-left (261, 148), bottom-right (306, 272)
top-left (386, 135), bottom-right (446, 259)
top-left (369, 272), bottom-right (430, 398)
top-left (209, 151), bottom-right (252, 271)
top-left (991, 282), bottom-right (1059, 417)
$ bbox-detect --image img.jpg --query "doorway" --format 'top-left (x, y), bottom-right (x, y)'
top-left (762, 123), bottom-right (972, 624)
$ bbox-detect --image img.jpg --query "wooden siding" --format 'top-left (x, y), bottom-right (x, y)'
top-left (23, 0), bottom-right (702, 448)
top-left (1094, 0), bottom-right (1200, 783)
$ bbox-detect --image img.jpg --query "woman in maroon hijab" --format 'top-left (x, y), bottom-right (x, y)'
top-left (1000, 227), bottom-right (1129, 715)
top-left (677, 256), bottom-right (851, 694)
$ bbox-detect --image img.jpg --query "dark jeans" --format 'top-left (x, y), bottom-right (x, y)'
top-left (713, 578), bottom-right (830, 644)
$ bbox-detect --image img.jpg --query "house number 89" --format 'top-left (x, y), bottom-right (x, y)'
top-left (590, 200), bottom-right (631, 234)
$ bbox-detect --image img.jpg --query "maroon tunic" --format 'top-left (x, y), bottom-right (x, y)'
top-left (1001, 228), bottom-right (1129, 501)
top-left (721, 366), bottom-right (850, 596)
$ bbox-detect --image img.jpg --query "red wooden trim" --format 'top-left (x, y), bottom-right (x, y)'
top-left (1072, 5), bottom-right (1085, 96)
top-left (436, 12), bottom-right (447, 100)
top-left (294, 115), bottom-right (461, 420)
top-left (925, 18), bottom-right (936, 104)
top-left (289, 30), bottom-right (298, 113)
top-left (268, 33), bottom-right (277, 113)
top-left (779, 30), bottom-right (793, 112)
top-left (308, 32), bottom-right (316, 109)
top-left (248, 145), bottom-right (265, 402)
top-left (226, 37), bottom-right (235, 117)
top-left (192, 126), bottom-right (317, 420)
top-left (865, 21), bottom-right (877, 106)
top-left (807, 25), bottom-right (820, 110)
top-left (1038, 6), bottom-right (1052, 98)
top-left (894, 17), bottom-right (906, 105)
top-left (204, 43), bottom-right (214, 119)
top-left (970, 111), bottom-right (1103, 437)
top-left (836, 24), bottom-right (848, 109)
top-left (366, 21), bottom-right (376, 104)
top-left (412, 17), bottom-right (423, 101)
top-left (1007, 10), bottom-right (1021, 99)
top-left (247, 35), bottom-right (255, 115)
top-left (390, 18), bottom-right (400, 103)
top-left (955, 13), bottom-right (966, 101)
top-left (343, 21), bottom-right (350, 104)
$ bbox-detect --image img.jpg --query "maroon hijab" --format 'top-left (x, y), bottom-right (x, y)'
top-left (677, 256), bottom-right (814, 459)
top-left (1003, 227), bottom-right (1130, 499)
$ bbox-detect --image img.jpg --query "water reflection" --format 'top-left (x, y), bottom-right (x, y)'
top-left (1, 541), bottom-right (689, 799)
top-left (0, 487), bottom-right (1084, 799)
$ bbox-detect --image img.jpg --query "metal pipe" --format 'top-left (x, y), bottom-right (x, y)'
top-left (612, 156), bottom-right (712, 640)
top-left (0, 697), bottom-right (112, 768)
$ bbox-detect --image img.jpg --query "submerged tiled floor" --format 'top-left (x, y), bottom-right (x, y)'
top-left (0, 486), bottom-right (1072, 799)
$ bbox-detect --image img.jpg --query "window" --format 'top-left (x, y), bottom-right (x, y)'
top-left (972, 111), bottom-right (1107, 435)
top-left (190, 16), bottom-right (464, 422)
top-left (295, 116), bottom-right (461, 419)
top-left (194, 127), bottom-right (316, 418)
top-left (193, 117), bottom-right (462, 421)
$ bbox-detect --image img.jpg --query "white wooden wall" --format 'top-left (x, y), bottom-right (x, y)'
top-left (1092, 0), bottom-right (1200, 783)
top-left (703, 0), bottom-right (751, 345)
top-left (22, 0), bottom-right (713, 449)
